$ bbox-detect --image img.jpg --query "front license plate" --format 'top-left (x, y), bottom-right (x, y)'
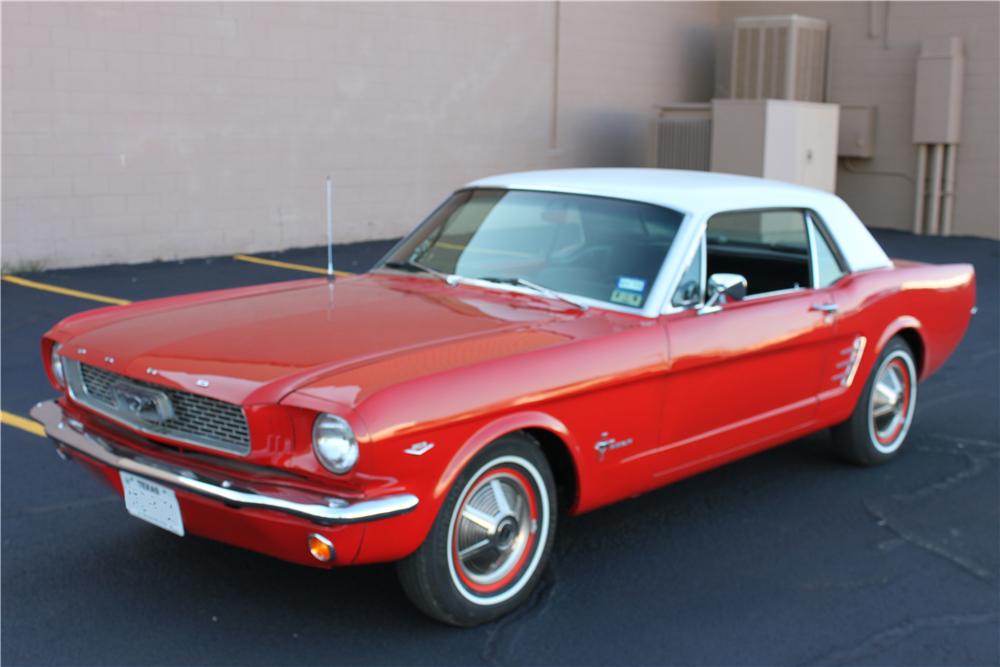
top-left (120, 471), bottom-right (185, 536)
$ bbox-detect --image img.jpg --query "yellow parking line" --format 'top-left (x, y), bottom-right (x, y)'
top-left (1, 410), bottom-right (45, 438)
top-left (233, 254), bottom-right (352, 276)
top-left (2, 275), bottom-right (130, 306)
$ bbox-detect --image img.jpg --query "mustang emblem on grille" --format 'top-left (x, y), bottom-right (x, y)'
top-left (111, 382), bottom-right (175, 424)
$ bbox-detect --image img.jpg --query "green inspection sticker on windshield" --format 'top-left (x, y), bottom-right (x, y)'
top-left (611, 275), bottom-right (645, 307)
top-left (610, 289), bottom-right (644, 307)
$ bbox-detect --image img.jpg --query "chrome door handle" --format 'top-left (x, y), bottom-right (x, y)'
top-left (811, 303), bottom-right (839, 313)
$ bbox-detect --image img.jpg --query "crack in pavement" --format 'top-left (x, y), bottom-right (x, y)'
top-left (800, 611), bottom-right (999, 666)
top-left (901, 447), bottom-right (996, 501)
top-left (864, 440), bottom-right (998, 582)
top-left (864, 499), bottom-right (994, 581)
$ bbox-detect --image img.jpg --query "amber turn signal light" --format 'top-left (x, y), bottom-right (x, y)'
top-left (307, 533), bottom-right (335, 562)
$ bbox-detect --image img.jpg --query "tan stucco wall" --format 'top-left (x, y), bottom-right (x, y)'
top-left (716, 1), bottom-right (1000, 239)
top-left (4, 2), bottom-right (996, 270)
top-left (1, 2), bottom-right (718, 269)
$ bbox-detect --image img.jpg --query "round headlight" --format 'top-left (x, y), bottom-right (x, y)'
top-left (50, 343), bottom-right (65, 388)
top-left (312, 413), bottom-right (359, 474)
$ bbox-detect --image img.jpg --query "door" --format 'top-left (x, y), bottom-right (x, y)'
top-left (636, 208), bottom-right (839, 481)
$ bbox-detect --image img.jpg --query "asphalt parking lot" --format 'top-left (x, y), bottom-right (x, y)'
top-left (2, 229), bottom-right (997, 666)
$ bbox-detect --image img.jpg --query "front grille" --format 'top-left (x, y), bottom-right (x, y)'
top-left (68, 361), bottom-right (250, 456)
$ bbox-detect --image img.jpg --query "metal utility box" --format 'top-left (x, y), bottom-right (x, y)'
top-left (913, 37), bottom-right (964, 144)
top-left (730, 15), bottom-right (829, 102)
top-left (838, 106), bottom-right (877, 158)
top-left (710, 98), bottom-right (839, 192)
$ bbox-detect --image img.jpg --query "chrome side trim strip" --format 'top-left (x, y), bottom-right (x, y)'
top-left (30, 400), bottom-right (418, 526)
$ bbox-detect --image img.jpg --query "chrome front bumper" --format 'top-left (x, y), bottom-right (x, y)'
top-left (30, 400), bottom-right (419, 526)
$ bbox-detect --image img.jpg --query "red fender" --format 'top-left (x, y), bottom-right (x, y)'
top-left (433, 410), bottom-right (582, 501)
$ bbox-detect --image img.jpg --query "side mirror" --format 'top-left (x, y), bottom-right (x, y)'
top-left (699, 273), bottom-right (747, 315)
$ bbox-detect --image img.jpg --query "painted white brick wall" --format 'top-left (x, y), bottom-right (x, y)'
top-left (716, 1), bottom-right (999, 239)
top-left (2, 1), bottom-right (718, 269)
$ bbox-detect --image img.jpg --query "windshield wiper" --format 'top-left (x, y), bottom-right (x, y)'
top-left (383, 260), bottom-right (458, 286)
top-left (476, 276), bottom-right (588, 311)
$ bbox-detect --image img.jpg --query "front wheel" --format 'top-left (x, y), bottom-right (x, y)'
top-left (397, 434), bottom-right (557, 626)
top-left (832, 336), bottom-right (918, 465)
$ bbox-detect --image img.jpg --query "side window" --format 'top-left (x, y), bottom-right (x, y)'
top-left (810, 216), bottom-right (847, 288)
top-left (672, 239), bottom-right (703, 307)
top-left (706, 210), bottom-right (810, 296)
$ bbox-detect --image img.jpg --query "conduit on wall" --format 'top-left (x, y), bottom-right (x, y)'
top-left (912, 37), bottom-right (964, 236)
top-left (914, 142), bottom-right (959, 236)
top-left (549, 1), bottom-right (561, 151)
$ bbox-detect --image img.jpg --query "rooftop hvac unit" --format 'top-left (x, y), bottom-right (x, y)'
top-left (731, 15), bottom-right (828, 102)
top-left (653, 104), bottom-right (712, 170)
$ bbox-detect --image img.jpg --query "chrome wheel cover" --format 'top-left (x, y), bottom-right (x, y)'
top-left (868, 350), bottom-right (917, 454)
top-left (446, 455), bottom-right (550, 605)
top-left (454, 473), bottom-right (534, 587)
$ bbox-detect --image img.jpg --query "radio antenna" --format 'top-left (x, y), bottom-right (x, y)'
top-left (325, 176), bottom-right (334, 279)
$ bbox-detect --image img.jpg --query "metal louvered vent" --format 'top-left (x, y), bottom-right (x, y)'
top-left (654, 104), bottom-right (712, 171)
top-left (66, 361), bottom-right (250, 456)
top-left (730, 15), bottom-right (827, 102)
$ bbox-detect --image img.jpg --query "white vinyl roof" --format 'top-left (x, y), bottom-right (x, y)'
top-left (466, 168), bottom-right (891, 272)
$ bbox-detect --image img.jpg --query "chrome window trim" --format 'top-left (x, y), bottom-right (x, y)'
top-left (742, 285), bottom-right (807, 301)
top-left (805, 209), bottom-right (850, 289)
top-left (806, 214), bottom-right (822, 288)
top-left (663, 207), bottom-right (839, 314)
top-left (63, 359), bottom-right (251, 457)
top-left (658, 211), bottom-right (706, 315)
top-left (806, 209), bottom-right (850, 271)
top-left (666, 230), bottom-right (707, 311)
top-left (636, 211), bottom-right (693, 318)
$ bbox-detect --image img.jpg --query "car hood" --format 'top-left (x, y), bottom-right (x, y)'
top-left (53, 274), bottom-right (592, 406)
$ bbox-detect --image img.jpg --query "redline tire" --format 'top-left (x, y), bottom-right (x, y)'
top-left (397, 434), bottom-right (557, 626)
top-left (833, 337), bottom-right (918, 465)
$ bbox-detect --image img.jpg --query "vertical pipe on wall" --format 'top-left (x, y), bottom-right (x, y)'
top-left (941, 144), bottom-right (958, 236)
top-left (926, 143), bottom-right (944, 235)
top-left (548, 0), bottom-right (560, 151)
top-left (867, 1), bottom-right (879, 39)
top-left (913, 143), bottom-right (927, 234)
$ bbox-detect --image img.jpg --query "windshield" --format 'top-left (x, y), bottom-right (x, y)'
top-left (380, 189), bottom-right (684, 310)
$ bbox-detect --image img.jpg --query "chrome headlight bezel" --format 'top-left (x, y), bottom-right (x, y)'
top-left (312, 413), bottom-right (359, 475)
top-left (50, 342), bottom-right (65, 388)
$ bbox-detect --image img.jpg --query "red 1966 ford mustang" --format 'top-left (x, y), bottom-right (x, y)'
top-left (33, 169), bottom-right (975, 625)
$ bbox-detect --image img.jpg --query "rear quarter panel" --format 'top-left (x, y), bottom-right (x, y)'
top-left (818, 261), bottom-right (976, 425)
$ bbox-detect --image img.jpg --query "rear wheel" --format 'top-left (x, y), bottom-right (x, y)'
top-left (397, 434), bottom-right (557, 626)
top-left (833, 337), bottom-right (918, 465)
